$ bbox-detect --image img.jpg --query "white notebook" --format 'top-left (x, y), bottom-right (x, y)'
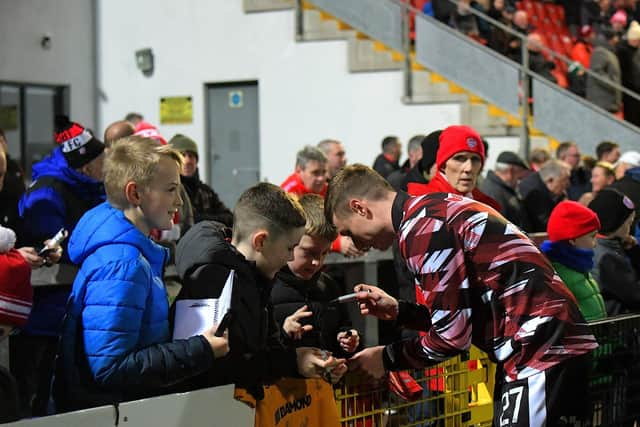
top-left (172, 269), bottom-right (234, 340)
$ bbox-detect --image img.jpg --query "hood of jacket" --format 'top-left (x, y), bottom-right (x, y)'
top-left (31, 147), bottom-right (104, 200)
top-left (68, 201), bottom-right (167, 270)
top-left (175, 220), bottom-right (251, 281)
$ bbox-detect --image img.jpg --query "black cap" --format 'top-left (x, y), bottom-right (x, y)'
top-left (496, 151), bottom-right (529, 169)
top-left (588, 188), bottom-right (635, 234)
top-left (420, 130), bottom-right (442, 172)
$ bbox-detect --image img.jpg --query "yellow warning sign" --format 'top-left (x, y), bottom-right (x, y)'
top-left (160, 96), bottom-right (193, 124)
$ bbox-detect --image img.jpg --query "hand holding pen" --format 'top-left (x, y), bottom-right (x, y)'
top-left (352, 284), bottom-right (399, 321)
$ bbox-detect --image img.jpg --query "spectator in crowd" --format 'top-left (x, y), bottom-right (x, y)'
top-left (589, 188), bottom-right (640, 315)
top-left (617, 21), bottom-right (640, 126)
top-left (317, 139), bottom-right (347, 180)
top-left (103, 120), bottom-right (135, 147)
top-left (610, 8), bottom-right (628, 32)
top-left (388, 134), bottom-right (424, 191)
top-left (560, 0), bottom-right (585, 36)
top-left (325, 164), bottom-right (597, 427)
top-left (282, 146), bottom-right (328, 197)
top-left (518, 159), bottom-right (571, 232)
top-left (557, 141), bottom-right (592, 200)
top-left (408, 125), bottom-right (501, 212)
top-left (174, 183), bottom-right (347, 401)
top-left (452, 0), bottom-right (480, 38)
top-left (0, 130), bottom-right (25, 238)
top-left (579, 161), bottom-right (616, 205)
top-left (540, 201), bottom-right (607, 321)
top-left (569, 26), bottom-right (597, 97)
top-left (586, 26), bottom-right (622, 115)
top-left (124, 112), bottom-right (144, 127)
top-left (488, 1), bottom-right (517, 56)
top-left (15, 116), bottom-right (105, 416)
top-left (614, 150), bottom-right (640, 179)
top-left (282, 146), bottom-right (362, 258)
top-left (508, 10), bottom-right (531, 63)
top-left (402, 130), bottom-right (441, 193)
top-left (479, 151), bottom-right (530, 228)
top-left (0, 226), bottom-right (33, 423)
top-left (53, 137), bottom-right (229, 412)
top-left (596, 140), bottom-right (621, 163)
top-left (169, 134), bottom-right (233, 228)
top-left (372, 136), bottom-right (401, 179)
top-left (527, 33), bottom-right (558, 84)
top-left (528, 147), bottom-right (551, 171)
top-left (271, 194), bottom-right (359, 357)
top-left (582, 0), bottom-right (614, 34)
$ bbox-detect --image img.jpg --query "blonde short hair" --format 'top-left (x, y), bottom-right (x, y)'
top-left (104, 136), bottom-right (183, 209)
top-left (298, 194), bottom-right (337, 242)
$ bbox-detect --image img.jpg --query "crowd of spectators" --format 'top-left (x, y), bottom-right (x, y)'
top-left (1, 113), bottom-right (640, 424)
top-left (418, 0), bottom-right (640, 126)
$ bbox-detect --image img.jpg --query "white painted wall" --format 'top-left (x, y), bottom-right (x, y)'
top-left (0, 0), bottom-right (95, 129)
top-left (97, 0), bottom-right (460, 185)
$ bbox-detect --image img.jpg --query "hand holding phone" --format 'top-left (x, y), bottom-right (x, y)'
top-left (38, 228), bottom-right (68, 257)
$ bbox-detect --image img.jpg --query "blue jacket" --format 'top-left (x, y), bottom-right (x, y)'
top-left (18, 148), bottom-right (105, 336)
top-left (54, 202), bottom-right (213, 411)
top-left (19, 148), bottom-right (105, 246)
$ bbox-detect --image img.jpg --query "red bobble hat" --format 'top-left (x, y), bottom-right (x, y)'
top-left (0, 227), bottom-right (33, 328)
top-left (547, 201), bottom-right (601, 242)
top-left (134, 121), bottom-right (167, 145)
top-left (436, 125), bottom-right (485, 170)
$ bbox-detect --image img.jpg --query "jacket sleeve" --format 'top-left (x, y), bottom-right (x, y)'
top-left (597, 253), bottom-right (640, 311)
top-left (385, 217), bottom-right (472, 370)
top-left (19, 188), bottom-right (66, 246)
top-left (82, 260), bottom-right (214, 389)
top-left (522, 189), bottom-right (553, 232)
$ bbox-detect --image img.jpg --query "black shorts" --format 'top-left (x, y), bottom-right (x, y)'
top-left (493, 354), bottom-right (592, 427)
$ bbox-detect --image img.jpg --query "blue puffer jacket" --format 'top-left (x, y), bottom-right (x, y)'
top-left (18, 148), bottom-right (105, 336)
top-left (54, 202), bottom-right (213, 411)
top-left (19, 148), bottom-right (105, 246)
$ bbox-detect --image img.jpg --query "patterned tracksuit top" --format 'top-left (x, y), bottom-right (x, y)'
top-left (389, 192), bottom-right (598, 381)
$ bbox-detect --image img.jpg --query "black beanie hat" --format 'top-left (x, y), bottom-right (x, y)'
top-left (420, 130), bottom-right (441, 172)
top-left (54, 115), bottom-right (105, 169)
top-left (588, 188), bottom-right (635, 234)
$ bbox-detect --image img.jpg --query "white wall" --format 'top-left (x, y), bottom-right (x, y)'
top-left (0, 0), bottom-right (96, 129)
top-left (97, 0), bottom-right (460, 185)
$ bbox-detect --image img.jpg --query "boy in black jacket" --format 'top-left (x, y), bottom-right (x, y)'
top-left (173, 183), bottom-right (347, 400)
top-left (271, 194), bottom-right (360, 357)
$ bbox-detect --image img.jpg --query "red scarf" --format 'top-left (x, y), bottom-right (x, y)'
top-left (407, 172), bottom-right (501, 212)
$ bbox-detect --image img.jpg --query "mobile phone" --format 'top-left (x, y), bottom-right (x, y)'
top-left (215, 311), bottom-right (233, 337)
top-left (38, 228), bottom-right (68, 257)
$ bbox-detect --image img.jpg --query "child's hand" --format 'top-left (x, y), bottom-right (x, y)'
top-left (283, 305), bottom-right (314, 340)
top-left (296, 347), bottom-right (347, 384)
top-left (337, 329), bottom-right (360, 353)
top-left (202, 326), bottom-right (230, 359)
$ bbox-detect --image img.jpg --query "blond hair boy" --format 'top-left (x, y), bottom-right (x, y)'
top-left (54, 136), bottom-right (228, 412)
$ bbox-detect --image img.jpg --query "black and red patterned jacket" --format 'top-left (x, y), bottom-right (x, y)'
top-left (384, 192), bottom-right (597, 381)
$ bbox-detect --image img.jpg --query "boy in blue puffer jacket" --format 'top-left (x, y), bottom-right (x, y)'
top-left (53, 136), bottom-right (229, 412)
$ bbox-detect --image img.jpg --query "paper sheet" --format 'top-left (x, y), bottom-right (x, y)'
top-left (172, 269), bottom-right (234, 340)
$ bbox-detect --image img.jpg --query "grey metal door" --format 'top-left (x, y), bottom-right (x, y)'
top-left (206, 81), bottom-right (260, 209)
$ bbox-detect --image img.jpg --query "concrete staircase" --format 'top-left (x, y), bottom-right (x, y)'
top-left (244, 0), bottom-right (553, 142)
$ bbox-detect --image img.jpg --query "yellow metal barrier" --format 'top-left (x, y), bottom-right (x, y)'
top-left (334, 346), bottom-right (495, 427)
